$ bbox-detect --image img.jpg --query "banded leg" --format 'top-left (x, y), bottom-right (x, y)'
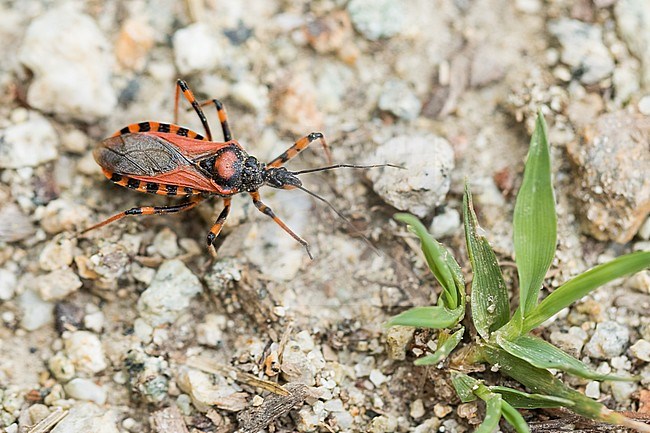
top-left (196, 99), bottom-right (233, 141)
top-left (174, 79), bottom-right (213, 141)
top-left (267, 132), bottom-right (332, 168)
top-left (249, 191), bottom-right (313, 259)
top-left (206, 198), bottom-right (232, 255)
top-left (81, 196), bottom-right (205, 234)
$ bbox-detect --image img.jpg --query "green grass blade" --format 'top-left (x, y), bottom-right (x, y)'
top-left (523, 251), bottom-right (650, 333)
top-left (500, 400), bottom-right (531, 433)
top-left (464, 184), bottom-right (510, 339)
top-left (490, 386), bottom-right (575, 409)
top-left (515, 110), bottom-right (557, 317)
top-left (387, 306), bottom-right (463, 329)
top-left (496, 334), bottom-right (633, 381)
top-left (451, 372), bottom-right (479, 403)
top-left (395, 213), bottom-right (464, 309)
top-left (475, 394), bottom-right (503, 433)
top-left (414, 327), bottom-right (464, 366)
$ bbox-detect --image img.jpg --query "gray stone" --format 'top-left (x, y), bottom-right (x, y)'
top-left (347, 0), bottom-right (405, 40)
top-left (151, 227), bottom-right (179, 259)
top-left (548, 18), bottom-right (614, 85)
top-left (615, 0), bottom-right (650, 86)
top-left (173, 23), bottom-right (220, 75)
top-left (50, 403), bottom-right (119, 433)
top-left (64, 378), bottom-right (107, 405)
top-left (177, 368), bottom-right (247, 412)
top-left (430, 208), bottom-right (461, 239)
top-left (35, 268), bottom-right (83, 302)
top-left (19, 289), bottom-right (53, 331)
top-left (585, 321), bottom-right (630, 359)
top-left (630, 339), bottom-right (650, 362)
top-left (368, 134), bottom-right (454, 218)
top-left (549, 326), bottom-right (589, 358)
top-left (567, 112), bottom-right (650, 243)
top-left (137, 260), bottom-right (202, 326)
top-left (0, 111), bottom-right (58, 168)
top-left (378, 80), bottom-right (421, 120)
top-left (18, 5), bottom-right (116, 121)
top-left (124, 348), bottom-right (169, 404)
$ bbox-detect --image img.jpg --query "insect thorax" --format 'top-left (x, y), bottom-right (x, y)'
top-left (202, 145), bottom-right (264, 193)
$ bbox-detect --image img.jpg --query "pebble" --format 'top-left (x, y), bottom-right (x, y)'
top-left (177, 368), bottom-right (247, 412)
top-left (64, 331), bottom-right (108, 374)
top-left (430, 208), bottom-right (461, 238)
top-left (281, 342), bottom-right (318, 386)
top-left (151, 227), bottom-right (179, 259)
top-left (18, 5), bottom-right (116, 121)
top-left (48, 352), bottom-right (76, 382)
top-left (410, 399), bottom-right (425, 419)
top-left (549, 326), bottom-right (588, 358)
top-left (369, 369), bottom-right (388, 387)
top-left (0, 268), bottom-right (17, 301)
top-left (60, 129), bottom-right (89, 154)
top-left (173, 23), bottom-right (220, 75)
top-left (378, 80), bottom-right (422, 120)
top-left (367, 134), bottom-right (454, 218)
top-left (548, 18), bottom-right (614, 85)
top-left (385, 326), bottom-right (415, 361)
top-left (639, 217), bottom-right (650, 240)
top-left (584, 321), bottom-right (630, 359)
top-left (610, 380), bottom-right (637, 405)
top-left (585, 381), bottom-right (601, 399)
top-left (137, 260), bottom-right (203, 326)
top-left (0, 111), bottom-right (58, 168)
top-left (231, 81), bottom-right (269, 114)
top-left (626, 270), bottom-right (650, 294)
top-left (567, 112), bottom-right (650, 243)
top-left (124, 349), bottom-right (169, 403)
top-left (84, 311), bottom-right (105, 333)
top-left (133, 318), bottom-right (153, 343)
top-left (615, 0), bottom-right (650, 86)
top-left (0, 203), bottom-right (35, 243)
top-left (39, 237), bottom-right (75, 271)
top-left (50, 403), bottom-right (119, 433)
top-left (332, 410), bottom-right (354, 430)
top-left (35, 268), bottom-right (83, 302)
top-left (631, 339), bottom-right (650, 362)
top-left (64, 378), bottom-right (107, 405)
top-left (639, 96), bottom-right (650, 115)
top-left (347, 0), bottom-right (405, 40)
top-left (196, 314), bottom-right (226, 348)
top-left (368, 415), bottom-right (398, 433)
top-left (38, 199), bottom-right (91, 234)
top-left (413, 417), bottom-right (441, 433)
top-left (115, 18), bottom-right (155, 72)
top-left (19, 289), bottom-right (54, 331)
top-left (295, 330), bottom-right (316, 352)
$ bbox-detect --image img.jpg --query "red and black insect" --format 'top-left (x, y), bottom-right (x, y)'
top-left (84, 79), bottom-right (388, 258)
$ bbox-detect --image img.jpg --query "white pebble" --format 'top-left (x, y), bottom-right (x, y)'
top-left (64, 331), bottom-right (108, 374)
top-left (64, 378), bottom-right (107, 404)
top-left (173, 23), bottom-right (220, 75)
top-left (369, 369), bottom-right (388, 387)
top-left (0, 111), bottom-right (58, 168)
top-left (639, 96), bottom-right (650, 115)
top-left (631, 339), bottom-right (650, 362)
top-left (19, 289), bottom-right (54, 331)
top-left (0, 269), bottom-right (18, 301)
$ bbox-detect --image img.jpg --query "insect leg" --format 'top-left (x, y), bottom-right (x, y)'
top-left (82, 196), bottom-right (205, 234)
top-left (174, 79), bottom-right (213, 141)
top-left (266, 132), bottom-right (332, 168)
top-left (195, 99), bottom-right (233, 142)
top-left (249, 191), bottom-right (313, 259)
top-left (206, 198), bottom-right (232, 255)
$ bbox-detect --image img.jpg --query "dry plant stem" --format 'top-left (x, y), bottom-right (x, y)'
top-left (237, 383), bottom-right (309, 433)
top-left (27, 408), bottom-right (68, 433)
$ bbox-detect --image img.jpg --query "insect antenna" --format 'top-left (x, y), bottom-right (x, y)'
top-left (295, 185), bottom-right (380, 255)
top-left (291, 163), bottom-right (402, 175)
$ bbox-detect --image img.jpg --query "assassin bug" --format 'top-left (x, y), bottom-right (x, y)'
top-left (84, 79), bottom-right (392, 258)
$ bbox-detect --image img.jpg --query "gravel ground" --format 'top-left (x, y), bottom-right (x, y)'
top-left (0, 1), bottom-right (649, 432)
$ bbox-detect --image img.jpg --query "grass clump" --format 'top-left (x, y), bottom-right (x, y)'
top-left (389, 110), bottom-right (650, 432)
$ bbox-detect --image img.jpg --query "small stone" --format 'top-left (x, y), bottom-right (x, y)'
top-left (627, 270), bottom-right (650, 293)
top-left (151, 228), bottom-right (179, 259)
top-left (64, 378), bottom-right (107, 405)
top-left (414, 417), bottom-right (441, 433)
top-left (332, 410), bottom-right (354, 430)
top-left (133, 318), bottom-right (153, 343)
top-left (137, 260), bottom-right (202, 326)
top-left (48, 352), bottom-right (76, 382)
top-left (369, 369), bottom-right (388, 387)
top-left (55, 302), bottom-right (84, 333)
top-left (27, 404), bottom-right (51, 425)
top-left (410, 399), bottom-right (425, 419)
top-left (639, 96), bottom-right (650, 115)
top-left (64, 331), bottom-right (108, 374)
top-left (173, 23), bottom-right (220, 75)
top-left (176, 394), bottom-right (192, 415)
top-left (549, 326), bottom-right (588, 358)
top-left (385, 326), bottom-right (415, 361)
top-left (39, 238), bottom-right (75, 271)
top-left (585, 321), bottom-right (630, 359)
top-left (567, 112), bottom-right (650, 243)
top-left (251, 395), bottom-right (264, 406)
top-left (615, 0), bottom-right (650, 86)
top-left (115, 18), bottom-right (155, 72)
top-left (84, 311), bottom-right (105, 333)
top-left (0, 203), bottom-right (35, 242)
top-left (19, 289), bottom-right (54, 331)
top-left (18, 5), bottom-right (117, 121)
top-left (430, 208), bottom-right (461, 238)
top-left (433, 403), bottom-right (452, 418)
top-left (50, 402), bottom-right (119, 433)
top-left (281, 342), bottom-right (317, 385)
top-left (368, 415), bottom-right (398, 433)
top-left (378, 80), bottom-right (421, 120)
top-left (585, 381), bottom-right (600, 399)
top-left (368, 135), bottom-right (454, 218)
top-left (60, 129), bottom-right (89, 154)
top-left (177, 368), bottom-right (247, 412)
top-left (0, 111), bottom-right (58, 168)
top-left (611, 380), bottom-right (638, 405)
top-left (196, 314), bottom-right (226, 348)
top-left (639, 217), bottom-right (650, 240)
top-left (294, 330), bottom-right (316, 352)
top-left (631, 340), bottom-right (650, 362)
top-left (347, 0), bottom-right (404, 40)
top-left (35, 268), bottom-right (83, 301)
top-left (548, 18), bottom-right (614, 85)
top-left (0, 268), bottom-right (17, 301)
top-left (231, 81), bottom-right (269, 114)
top-left (124, 349), bottom-right (169, 404)
top-left (39, 199), bottom-right (91, 234)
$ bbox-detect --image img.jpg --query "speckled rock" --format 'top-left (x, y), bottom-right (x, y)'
top-left (64, 378), bottom-right (107, 405)
top-left (0, 110), bottom-right (58, 168)
top-left (347, 0), bottom-right (405, 40)
top-left (615, 0), bottom-right (650, 86)
top-left (124, 348), bottom-right (169, 404)
top-left (50, 403), bottom-right (119, 433)
top-left (548, 18), bottom-right (614, 85)
top-left (18, 5), bottom-right (116, 121)
top-left (64, 331), bottom-right (108, 375)
top-left (368, 135), bottom-right (454, 218)
top-left (585, 321), bottom-right (630, 359)
top-left (137, 260), bottom-right (202, 326)
top-left (35, 268), bottom-right (83, 302)
top-left (48, 352), bottom-right (76, 382)
top-left (567, 112), bottom-right (650, 243)
top-left (39, 237), bottom-right (75, 271)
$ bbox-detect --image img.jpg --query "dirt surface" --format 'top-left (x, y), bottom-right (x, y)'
top-left (0, 1), bottom-right (649, 432)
